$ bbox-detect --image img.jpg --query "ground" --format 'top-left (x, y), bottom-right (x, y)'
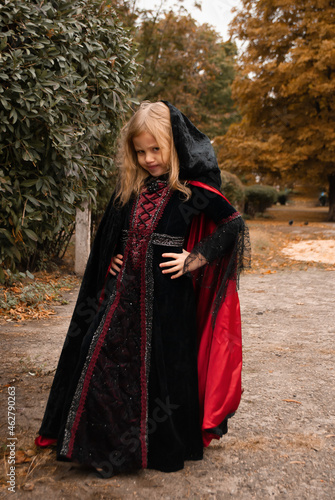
top-left (0, 201), bottom-right (334, 499)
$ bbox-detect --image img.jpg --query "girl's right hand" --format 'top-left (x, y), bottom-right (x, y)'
top-left (109, 254), bottom-right (123, 275)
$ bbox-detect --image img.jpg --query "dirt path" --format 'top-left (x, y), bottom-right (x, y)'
top-left (1, 202), bottom-right (335, 499)
top-left (1, 267), bottom-right (334, 499)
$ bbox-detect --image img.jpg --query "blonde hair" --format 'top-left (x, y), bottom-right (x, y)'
top-left (115, 101), bottom-right (191, 206)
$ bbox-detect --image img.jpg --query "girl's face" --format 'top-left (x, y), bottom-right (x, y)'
top-left (133, 132), bottom-right (169, 177)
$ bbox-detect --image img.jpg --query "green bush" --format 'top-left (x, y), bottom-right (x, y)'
top-left (220, 170), bottom-right (245, 212)
top-left (244, 185), bottom-right (278, 216)
top-left (0, 0), bottom-right (138, 282)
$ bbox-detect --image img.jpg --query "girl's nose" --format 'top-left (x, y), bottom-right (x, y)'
top-left (145, 152), bottom-right (155, 163)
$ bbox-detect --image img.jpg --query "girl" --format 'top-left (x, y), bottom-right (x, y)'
top-left (35, 101), bottom-right (250, 476)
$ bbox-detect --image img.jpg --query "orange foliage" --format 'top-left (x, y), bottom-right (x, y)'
top-left (216, 0), bottom-right (335, 213)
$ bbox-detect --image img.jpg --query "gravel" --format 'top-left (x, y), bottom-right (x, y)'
top-left (1, 268), bottom-right (334, 499)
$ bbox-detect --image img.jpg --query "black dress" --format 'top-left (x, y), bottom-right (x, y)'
top-left (37, 102), bottom-right (250, 477)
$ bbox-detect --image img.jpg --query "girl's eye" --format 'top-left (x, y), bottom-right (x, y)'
top-left (153, 147), bottom-right (160, 151)
top-left (137, 150), bottom-right (144, 155)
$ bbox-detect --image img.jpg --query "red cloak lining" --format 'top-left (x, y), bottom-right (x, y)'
top-left (187, 181), bottom-right (242, 447)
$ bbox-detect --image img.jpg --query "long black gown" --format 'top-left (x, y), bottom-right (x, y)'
top-left (37, 101), bottom-right (250, 477)
top-left (38, 178), bottom-right (245, 476)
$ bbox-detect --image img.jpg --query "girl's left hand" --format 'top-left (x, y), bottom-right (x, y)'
top-left (159, 249), bottom-right (190, 279)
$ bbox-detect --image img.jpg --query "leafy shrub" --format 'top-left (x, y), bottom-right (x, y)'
top-left (244, 185), bottom-right (278, 216)
top-left (220, 170), bottom-right (245, 212)
top-left (0, 0), bottom-right (138, 281)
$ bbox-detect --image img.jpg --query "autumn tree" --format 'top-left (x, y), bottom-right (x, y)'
top-left (217, 0), bottom-right (335, 220)
top-left (110, 0), bottom-right (138, 29)
top-left (129, 5), bottom-right (239, 137)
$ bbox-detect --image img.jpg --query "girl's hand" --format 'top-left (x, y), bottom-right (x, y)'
top-left (109, 254), bottom-right (123, 276)
top-left (159, 250), bottom-right (190, 279)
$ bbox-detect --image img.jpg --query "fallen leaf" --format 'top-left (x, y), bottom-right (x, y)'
top-left (15, 450), bottom-right (33, 464)
top-left (22, 482), bottom-right (35, 491)
top-left (25, 449), bottom-right (36, 457)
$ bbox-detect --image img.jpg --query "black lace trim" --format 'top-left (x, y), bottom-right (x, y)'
top-left (183, 214), bottom-right (251, 326)
top-left (204, 412), bottom-right (235, 437)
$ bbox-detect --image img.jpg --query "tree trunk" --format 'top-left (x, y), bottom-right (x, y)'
top-left (327, 172), bottom-right (335, 222)
top-left (75, 201), bottom-right (91, 276)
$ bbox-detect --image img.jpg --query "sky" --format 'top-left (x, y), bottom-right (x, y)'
top-left (136, 0), bottom-right (242, 40)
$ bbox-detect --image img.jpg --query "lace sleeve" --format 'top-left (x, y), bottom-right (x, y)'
top-left (184, 215), bottom-right (246, 267)
top-left (183, 212), bottom-right (251, 326)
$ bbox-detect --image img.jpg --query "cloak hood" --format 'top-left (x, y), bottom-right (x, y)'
top-left (161, 101), bottom-right (222, 190)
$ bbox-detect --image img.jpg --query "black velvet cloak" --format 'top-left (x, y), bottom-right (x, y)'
top-left (37, 102), bottom-right (250, 476)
